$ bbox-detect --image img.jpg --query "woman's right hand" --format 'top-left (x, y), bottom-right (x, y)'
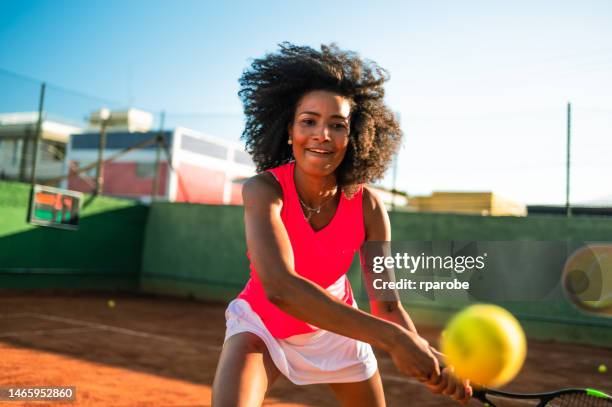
top-left (387, 327), bottom-right (441, 383)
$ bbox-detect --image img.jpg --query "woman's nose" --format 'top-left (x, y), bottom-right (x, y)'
top-left (313, 125), bottom-right (331, 141)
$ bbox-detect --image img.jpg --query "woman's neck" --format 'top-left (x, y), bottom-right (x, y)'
top-left (294, 165), bottom-right (338, 207)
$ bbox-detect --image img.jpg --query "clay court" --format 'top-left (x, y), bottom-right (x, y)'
top-left (0, 292), bottom-right (610, 406)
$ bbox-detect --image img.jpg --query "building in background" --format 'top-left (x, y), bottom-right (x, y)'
top-left (88, 108), bottom-right (154, 133)
top-left (409, 191), bottom-right (527, 216)
top-left (0, 112), bottom-right (82, 184)
top-left (63, 109), bottom-right (255, 204)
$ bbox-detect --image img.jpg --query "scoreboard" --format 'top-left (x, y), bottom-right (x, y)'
top-left (28, 185), bottom-right (83, 230)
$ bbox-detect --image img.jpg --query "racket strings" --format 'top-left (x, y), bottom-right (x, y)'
top-left (546, 393), bottom-right (612, 406)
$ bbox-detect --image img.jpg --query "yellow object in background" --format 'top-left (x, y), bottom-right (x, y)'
top-left (563, 244), bottom-right (612, 316)
top-left (107, 299), bottom-right (116, 308)
top-left (441, 304), bottom-right (527, 388)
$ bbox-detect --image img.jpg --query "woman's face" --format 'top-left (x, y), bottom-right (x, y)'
top-left (289, 90), bottom-right (351, 177)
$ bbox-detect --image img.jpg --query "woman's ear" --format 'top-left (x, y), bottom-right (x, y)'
top-left (287, 122), bottom-right (293, 142)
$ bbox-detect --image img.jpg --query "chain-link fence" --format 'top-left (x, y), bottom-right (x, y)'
top-left (0, 69), bottom-right (257, 207)
top-left (1, 67), bottom-right (611, 211)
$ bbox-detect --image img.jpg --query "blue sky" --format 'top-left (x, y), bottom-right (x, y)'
top-left (1, 0), bottom-right (611, 205)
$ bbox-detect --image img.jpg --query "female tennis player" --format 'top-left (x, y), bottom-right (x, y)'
top-left (212, 43), bottom-right (472, 406)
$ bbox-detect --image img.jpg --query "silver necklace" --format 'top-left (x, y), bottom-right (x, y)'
top-left (298, 189), bottom-right (338, 220)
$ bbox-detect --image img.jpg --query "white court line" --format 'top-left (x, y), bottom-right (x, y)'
top-left (23, 312), bottom-right (186, 343)
top-left (3, 311), bottom-right (222, 352)
top-left (0, 326), bottom-right (99, 338)
top-left (2, 312), bottom-right (536, 405)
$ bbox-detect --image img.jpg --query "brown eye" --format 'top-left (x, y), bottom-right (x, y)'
top-left (302, 119), bottom-right (315, 126)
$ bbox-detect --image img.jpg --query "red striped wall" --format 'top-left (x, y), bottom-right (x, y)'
top-left (67, 162), bottom-right (168, 197)
top-left (175, 162), bottom-right (225, 204)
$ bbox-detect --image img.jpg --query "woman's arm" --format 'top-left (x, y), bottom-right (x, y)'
top-left (361, 186), bottom-right (472, 404)
top-left (361, 186), bottom-right (419, 333)
top-left (242, 174), bottom-right (436, 380)
top-left (370, 301), bottom-right (418, 334)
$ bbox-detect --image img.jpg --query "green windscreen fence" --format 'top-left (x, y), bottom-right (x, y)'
top-left (140, 204), bottom-right (612, 346)
top-left (3, 179), bottom-right (611, 346)
top-left (0, 181), bottom-right (148, 290)
top-left (140, 202), bottom-right (248, 301)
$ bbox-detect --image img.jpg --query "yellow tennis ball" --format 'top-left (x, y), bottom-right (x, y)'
top-left (563, 244), bottom-right (612, 313)
top-left (107, 299), bottom-right (115, 308)
top-left (599, 364), bottom-right (607, 374)
top-left (441, 304), bottom-right (526, 387)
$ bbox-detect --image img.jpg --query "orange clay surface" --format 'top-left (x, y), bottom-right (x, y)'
top-left (0, 292), bottom-right (610, 406)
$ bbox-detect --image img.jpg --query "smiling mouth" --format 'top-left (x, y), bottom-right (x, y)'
top-left (305, 148), bottom-right (333, 155)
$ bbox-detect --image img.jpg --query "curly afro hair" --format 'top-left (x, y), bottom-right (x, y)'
top-left (238, 42), bottom-right (402, 194)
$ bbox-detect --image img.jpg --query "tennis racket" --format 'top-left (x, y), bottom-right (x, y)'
top-left (473, 386), bottom-right (612, 406)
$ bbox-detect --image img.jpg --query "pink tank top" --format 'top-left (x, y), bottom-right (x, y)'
top-left (237, 161), bottom-right (365, 338)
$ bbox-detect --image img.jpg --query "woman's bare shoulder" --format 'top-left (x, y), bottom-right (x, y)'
top-left (242, 172), bottom-right (283, 206)
top-left (361, 185), bottom-right (390, 240)
top-left (362, 185), bottom-right (385, 213)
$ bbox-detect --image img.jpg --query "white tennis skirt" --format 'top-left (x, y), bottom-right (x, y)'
top-left (223, 297), bottom-right (378, 385)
